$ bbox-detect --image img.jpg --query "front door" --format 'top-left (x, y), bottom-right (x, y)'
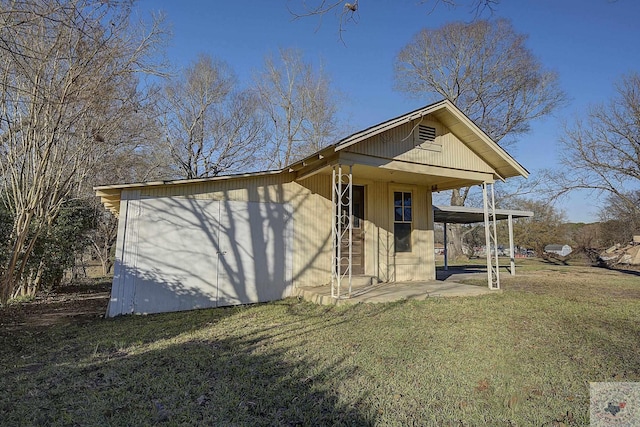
top-left (340, 185), bottom-right (365, 275)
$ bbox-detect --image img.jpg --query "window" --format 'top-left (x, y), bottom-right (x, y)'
top-left (394, 191), bottom-right (412, 252)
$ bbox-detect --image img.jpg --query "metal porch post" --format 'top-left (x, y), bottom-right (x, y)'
top-left (508, 214), bottom-right (515, 276)
top-left (347, 165), bottom-right (353, 297)
top-left (331, 167), bottom-right (337, 298)
top-left (482, 182), bottom-right (500, 289)
top-left (331, 164), bottom-right (353, 299)
top-left (443, 222), bottom-right (448, 271)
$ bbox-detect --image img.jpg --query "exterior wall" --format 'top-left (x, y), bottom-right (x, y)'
top-left (110, 190), bottom-right (142, 316)
top-left (109, 189), bottom-right (294, 316)
top-left (362, 180), bottom-right (435, 283)
top-left (139, 172), bottom-right (334, 289)
top-left (347, 116), bottom-right (495, 174)
top-left (133, 171), bottom-right (436, 289)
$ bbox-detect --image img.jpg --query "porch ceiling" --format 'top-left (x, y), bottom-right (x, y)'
top-left (295, 151), bottom-right (495, 192)
top-left (348, 163), bottom-right (486, 191)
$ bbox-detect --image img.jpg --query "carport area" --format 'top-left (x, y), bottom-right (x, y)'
top-left (433, 205), bottom-right (534, 284)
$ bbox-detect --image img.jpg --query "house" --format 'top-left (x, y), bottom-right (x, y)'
top-left (544, 244), bottom-right (573, 257)
top-left (95, 100), bottom-right (528, 317)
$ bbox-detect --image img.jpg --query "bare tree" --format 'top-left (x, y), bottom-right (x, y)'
top-left (598, 191), bottom-right (640, 245)
top-left (0, 0), bottom-right (166, 303)
top-left (394, 19), bottom-right (566, 259)
top-left (508, 199), bottom-right (566, 257)
top-left (552, 73), bottom-right (640, 219)
top-left (160, 55), bottom-right (265, 179)
top-left (87, 206), bottom-right (119, 276)
top-left (287, 0), bottom-right (500, 42)
top-left (254, 48), bottom-right (340, 168)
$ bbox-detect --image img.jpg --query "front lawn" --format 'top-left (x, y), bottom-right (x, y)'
top-left (1, 262), bottom-right (639, 425)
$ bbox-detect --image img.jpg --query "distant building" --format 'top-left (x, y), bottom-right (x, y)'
top-left (478, 245), bottom-right (505, 256)
top-left (544, 244), bottom-right (573, 257)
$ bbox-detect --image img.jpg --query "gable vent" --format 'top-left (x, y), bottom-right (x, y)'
top-left (416, 125), bottom-right (436, 142)
top-left (413, 123), bottom-right (442, 152)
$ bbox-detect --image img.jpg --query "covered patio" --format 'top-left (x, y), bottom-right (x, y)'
top-left (295, 273), bottom-right (493, 305)
top-left (433, 205), bottom-right (534, 286)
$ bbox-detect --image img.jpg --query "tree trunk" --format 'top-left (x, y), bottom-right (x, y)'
top-left (101, 258), bottom-right (114, 276)
top-left (447, 188), bottom-right (469, 261)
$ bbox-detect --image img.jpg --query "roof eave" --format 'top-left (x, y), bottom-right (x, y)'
top-left (93, 169), bottom-right (284, 192)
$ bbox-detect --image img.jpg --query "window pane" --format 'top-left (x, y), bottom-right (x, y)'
top-left (395, 207), bottom-right (402, 221)
top-left (394, 192), bottom-right (402, 206)
top-left (394, 223), bottom-right (412, 252)
top-left (404, 207), bottom-right (412, 221)
top-left (404, 192), bottom-right (412, 206)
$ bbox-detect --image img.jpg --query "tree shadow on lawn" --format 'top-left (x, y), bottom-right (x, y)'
top-left (607, 267), bottom-right (640, 277)
top-left (1, 304), bottom-right (375, 426)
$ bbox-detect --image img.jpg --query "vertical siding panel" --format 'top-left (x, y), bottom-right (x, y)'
top-left (346, 116), bottom-right (494, 174)
top-left (137, 172), bottom-right (331, 288)
top-left (291, 174), bottom-right (332, 286)
top-left (364, 181), bottom-right (389, 282)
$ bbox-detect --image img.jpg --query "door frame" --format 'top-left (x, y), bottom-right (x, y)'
top-left (339, 184), bottom-right (366, 275)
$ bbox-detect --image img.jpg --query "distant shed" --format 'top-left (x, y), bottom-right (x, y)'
top-left (544, 244), bottom-right (573, 257)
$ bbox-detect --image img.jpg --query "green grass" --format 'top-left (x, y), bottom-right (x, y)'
top-left (1, 262), bottom-right (639, 426)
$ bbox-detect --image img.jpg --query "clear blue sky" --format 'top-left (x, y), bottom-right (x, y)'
top-left (137, 0), bottom-right (640, 223)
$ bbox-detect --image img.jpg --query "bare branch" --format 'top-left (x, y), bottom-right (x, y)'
top-left (0, 0), bottom-right (168, 302)
top-left (546, 73), bottom-right (640, 210)
top-left (253, 48), bottom-right (340, 169)
top-left (287, 0), bottom-right (500, 43)
top-left (159, 55), bottom-right (266, 179)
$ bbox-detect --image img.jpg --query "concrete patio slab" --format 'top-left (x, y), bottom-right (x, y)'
top-left (295, 275), bottom-right (497, 305)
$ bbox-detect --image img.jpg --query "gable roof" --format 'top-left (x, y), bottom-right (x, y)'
top-left (95, 100), bottom-right (529, 215)
top-left (289, 99), bottom-right (528, 180)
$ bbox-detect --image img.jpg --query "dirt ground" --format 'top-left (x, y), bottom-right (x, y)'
top-left (0, 280), bottom-right (111, 331)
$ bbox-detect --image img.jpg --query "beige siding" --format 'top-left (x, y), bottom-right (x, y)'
top-left (136, 171), bottom-right (436, 287)
top-left (363, 180), bottom-right (391, 282)
top-left (292, 175), bottom-right (333, 287)
top-left (347, 116), bottom-right (494, 174)
top-left (140, 172), bottom-right (334, 288)
top-left (361, 181), bottom-right (435, 283)
top-left (386, 184), bottom-right (434, 281)
top-left (140, 174), bottom-right (291, 203)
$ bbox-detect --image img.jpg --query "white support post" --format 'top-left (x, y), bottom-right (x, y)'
top-left (483, 184), bottom-right (491, 288)
top-left (482, 182), bottom-right (500, 289)
top-left (331, 164), bottom-right (353, 299)
top-left (331, 168), bottom-right (337, 298)
top-left (508, 214), bottom-right (515, 276)
top-left (443, 222), bottom-right (448, 271)
top-left (347, 165), bottom-right (353, 297)
top-left (490, 184), bottom-right (500, 289)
